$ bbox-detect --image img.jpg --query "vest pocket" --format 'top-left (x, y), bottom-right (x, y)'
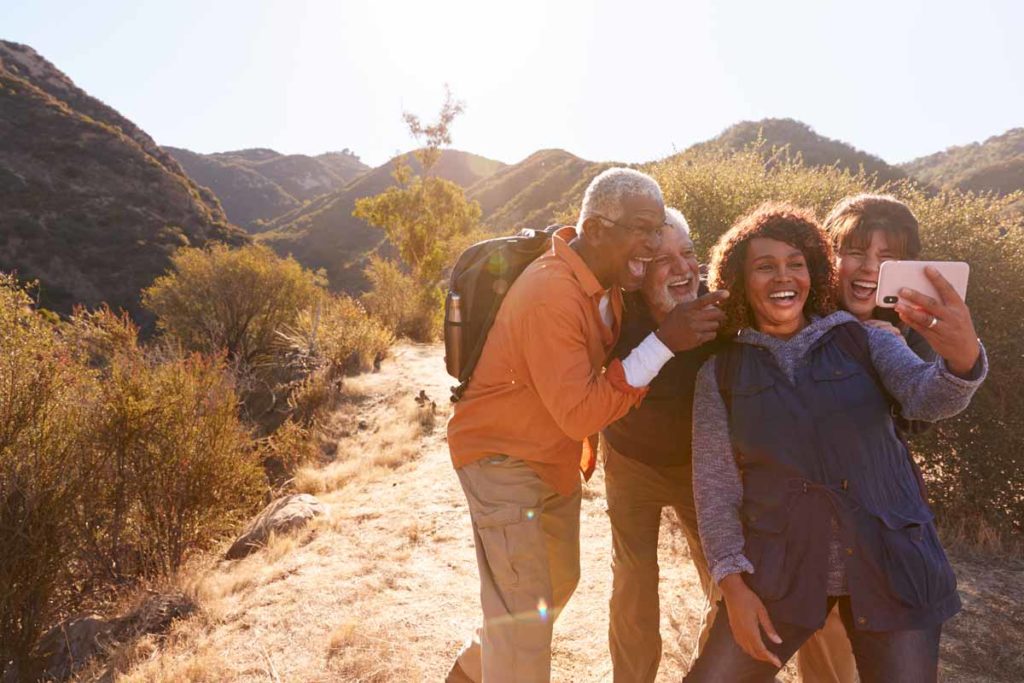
top-left (732, 379), bottom-right (774, 398)
top-left (742, 506), bottom-right (791, 602)
top-left (877, 516), bottom-right (957, 609)
top-left (811, 362), bottom-right (877, 416)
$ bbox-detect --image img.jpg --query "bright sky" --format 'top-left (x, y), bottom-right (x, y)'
top-left (4, 0), bottom-right (1022, 168)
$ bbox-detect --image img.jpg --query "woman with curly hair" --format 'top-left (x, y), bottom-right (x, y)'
top-left (684, 203), bottom-right (987, 682)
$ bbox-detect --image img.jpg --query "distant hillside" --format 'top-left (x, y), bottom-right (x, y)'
top-left (467, 149), bottom-right (614, 231)
top-left (166, 147), bottom-right (369, 230)
top-left (258, 150), bottom-right (504, 292)
top-left (238, 152), bottom-right (363, 201)
top-left (317, 150), bottom-right (369, 182)
top-left (901, 128), bottom-right (1024, 196)
top-left (691, 118), bottom-right (912, 186)
top-left (0, 41), bottom-right (247, 318)
top-left (164, 147), bottom-right (299, 229)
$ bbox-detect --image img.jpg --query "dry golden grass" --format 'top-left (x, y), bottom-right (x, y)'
top-left (102, 342), bottom-right (1024, 683)
top-left (939, 516), bottom-right (1024, 561)
top-left (324, 619), bottom-right (419, 681)
top-left (292, 380), bottom-right (441, 496)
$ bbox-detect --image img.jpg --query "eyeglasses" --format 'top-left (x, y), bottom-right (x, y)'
top-left (592, 213), bottom-right (664, 237)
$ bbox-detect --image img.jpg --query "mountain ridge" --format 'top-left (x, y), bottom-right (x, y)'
top-left (900, 128), bottom-right (1024, 197)
top-left (257, 149), bottom-right (506, 291)
top-left (684, 117), bottom-right (913, 186)
top-left (0, 40), bottom-right (247, 318)
top-left (165, 146), bottom-right (370, 231)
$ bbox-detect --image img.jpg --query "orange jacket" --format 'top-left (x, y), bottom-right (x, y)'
top-left (447, 227), bottom-right (647, 496)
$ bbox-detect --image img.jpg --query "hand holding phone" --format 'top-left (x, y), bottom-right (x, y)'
top-left (876, 261), bottom-right (969, 308)
top-left (887, 264), bottom-right (981, 377)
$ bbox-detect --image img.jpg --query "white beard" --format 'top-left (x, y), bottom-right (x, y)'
top-left (648, 285), bottom-right (680, 317)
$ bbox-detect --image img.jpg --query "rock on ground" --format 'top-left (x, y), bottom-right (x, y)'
top-left (25, 591), bottom-right (195, 682)
top-left (226, 493), bottom-right (325, 560)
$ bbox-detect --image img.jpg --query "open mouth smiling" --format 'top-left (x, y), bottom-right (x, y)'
top-left (850, 279), bottom-right (877, 301)
top-left (667, 274), bottom-right (694, 293)
top-left (628, 256), bottom-right (653, 278)
top-left (767, 289), bottom-right (799, 305)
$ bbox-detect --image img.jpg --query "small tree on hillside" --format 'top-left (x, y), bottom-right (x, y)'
top-left (353, 87), bottom-right (484, 339)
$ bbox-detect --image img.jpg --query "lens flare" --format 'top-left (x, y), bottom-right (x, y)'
top-left (537, 598), bottom-right (548, 621)
top-left (525, 509), bottom-right (536, 520)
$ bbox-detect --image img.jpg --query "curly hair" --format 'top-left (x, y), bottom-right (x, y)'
top-left (708, 202), bottom-right (837, 336)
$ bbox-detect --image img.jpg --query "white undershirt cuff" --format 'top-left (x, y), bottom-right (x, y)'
top-left (621, 332), bottom-right (674, 388)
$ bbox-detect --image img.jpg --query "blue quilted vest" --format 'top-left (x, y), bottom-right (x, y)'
top-left (721, 322), bottom-right (961, 631)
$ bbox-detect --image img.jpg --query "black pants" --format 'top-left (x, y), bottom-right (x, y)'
top-left (684, 597), bottom-right (941, 683)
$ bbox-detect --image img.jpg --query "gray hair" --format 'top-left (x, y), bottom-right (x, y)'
top-left (577, 168), bottom-right (663, 232)
top-left (664, 207), bottom-right (691, 237)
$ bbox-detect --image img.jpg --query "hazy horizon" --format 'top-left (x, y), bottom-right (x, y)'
top-left (4, 0), bottom-right (1022, 167)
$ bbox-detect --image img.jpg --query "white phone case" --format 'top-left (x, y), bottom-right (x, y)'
top-left (876, 261), bottom-right (970, 308)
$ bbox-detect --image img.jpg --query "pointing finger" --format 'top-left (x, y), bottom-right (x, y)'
top-left (694, 307), bottom-right (727, 322)
top-left (692, 289), bottom-right (730, 308)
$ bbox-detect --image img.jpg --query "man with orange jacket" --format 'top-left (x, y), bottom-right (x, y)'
top-left (446, 168), bottom-right (728, 682)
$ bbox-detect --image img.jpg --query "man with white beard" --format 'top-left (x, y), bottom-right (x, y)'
top-left (601, 208), bottom-right (721, 682)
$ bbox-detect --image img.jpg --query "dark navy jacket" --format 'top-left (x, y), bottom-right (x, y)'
top-left (723, 323), bottom-right (963, 631)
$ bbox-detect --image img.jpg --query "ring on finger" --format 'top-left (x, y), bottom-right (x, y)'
top-left (928, 315), bottom-right (939, 329)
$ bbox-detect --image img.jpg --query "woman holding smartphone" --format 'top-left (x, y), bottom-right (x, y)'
top-left (796, 193), bottom-right (937, 682)
top-left (686, 203), bottom-right (986, 682)
top-left (827, 194), bottom-right (935, 357)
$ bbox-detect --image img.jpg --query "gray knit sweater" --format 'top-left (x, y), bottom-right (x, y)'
top-left (692, 311), bottom-right (988, 588)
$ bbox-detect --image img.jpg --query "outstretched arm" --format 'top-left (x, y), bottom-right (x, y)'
top-left (868, 269), bottom-right (987, 422)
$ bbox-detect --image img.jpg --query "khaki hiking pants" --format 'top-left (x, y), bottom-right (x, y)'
top-left (603, 441), bottom-right (719, 683)
top-left (452, 455), bottom-right (581, 683)
top-left (604, 442), bottom-right (857, 683)
top-left (797, 604), bottom-right (859, 683)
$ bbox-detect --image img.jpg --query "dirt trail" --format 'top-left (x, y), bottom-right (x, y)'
top-left (342, 343), bottom-right (711, 681)
top-left (119, 342), bottom-right (1023, 682)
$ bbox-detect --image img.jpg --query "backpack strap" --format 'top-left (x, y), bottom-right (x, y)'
top-left (714, 341), bottom-right (744, 416)
top-left (831, 322), bottom-right (886, 396)
top-left (448, 224), bottom-right (562, 403)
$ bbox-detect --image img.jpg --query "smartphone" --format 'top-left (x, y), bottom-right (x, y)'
top-left (876, 261), bottom-right (970, 308)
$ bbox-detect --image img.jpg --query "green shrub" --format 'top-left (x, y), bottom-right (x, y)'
top-left (142, 244), bottom-right (322, 367)
top-left (647, 145), bottom-right (1024, 536)
top-left (106, 348), bottom-right (265, 575)
top-left (74, 341), bottom-right (266, 580)
top-left (259, 419), bottom-right (320, 487)
top-left (289, 294), bottom-right (394, 376)
top-left (66, 304), bottom-right (140, 369)
top-left (0, 276), bottom-right (269, 672)
top-left (649, 143), bottom-right (872, 254)
top-left (899, 188), bottom-right (1024, 534)
top-left (0, 275), bottom-right (94, 676)
top-left (143, 244), bottom-right (395, 430)
top-left (361, 255), bottom-right (442, 341)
